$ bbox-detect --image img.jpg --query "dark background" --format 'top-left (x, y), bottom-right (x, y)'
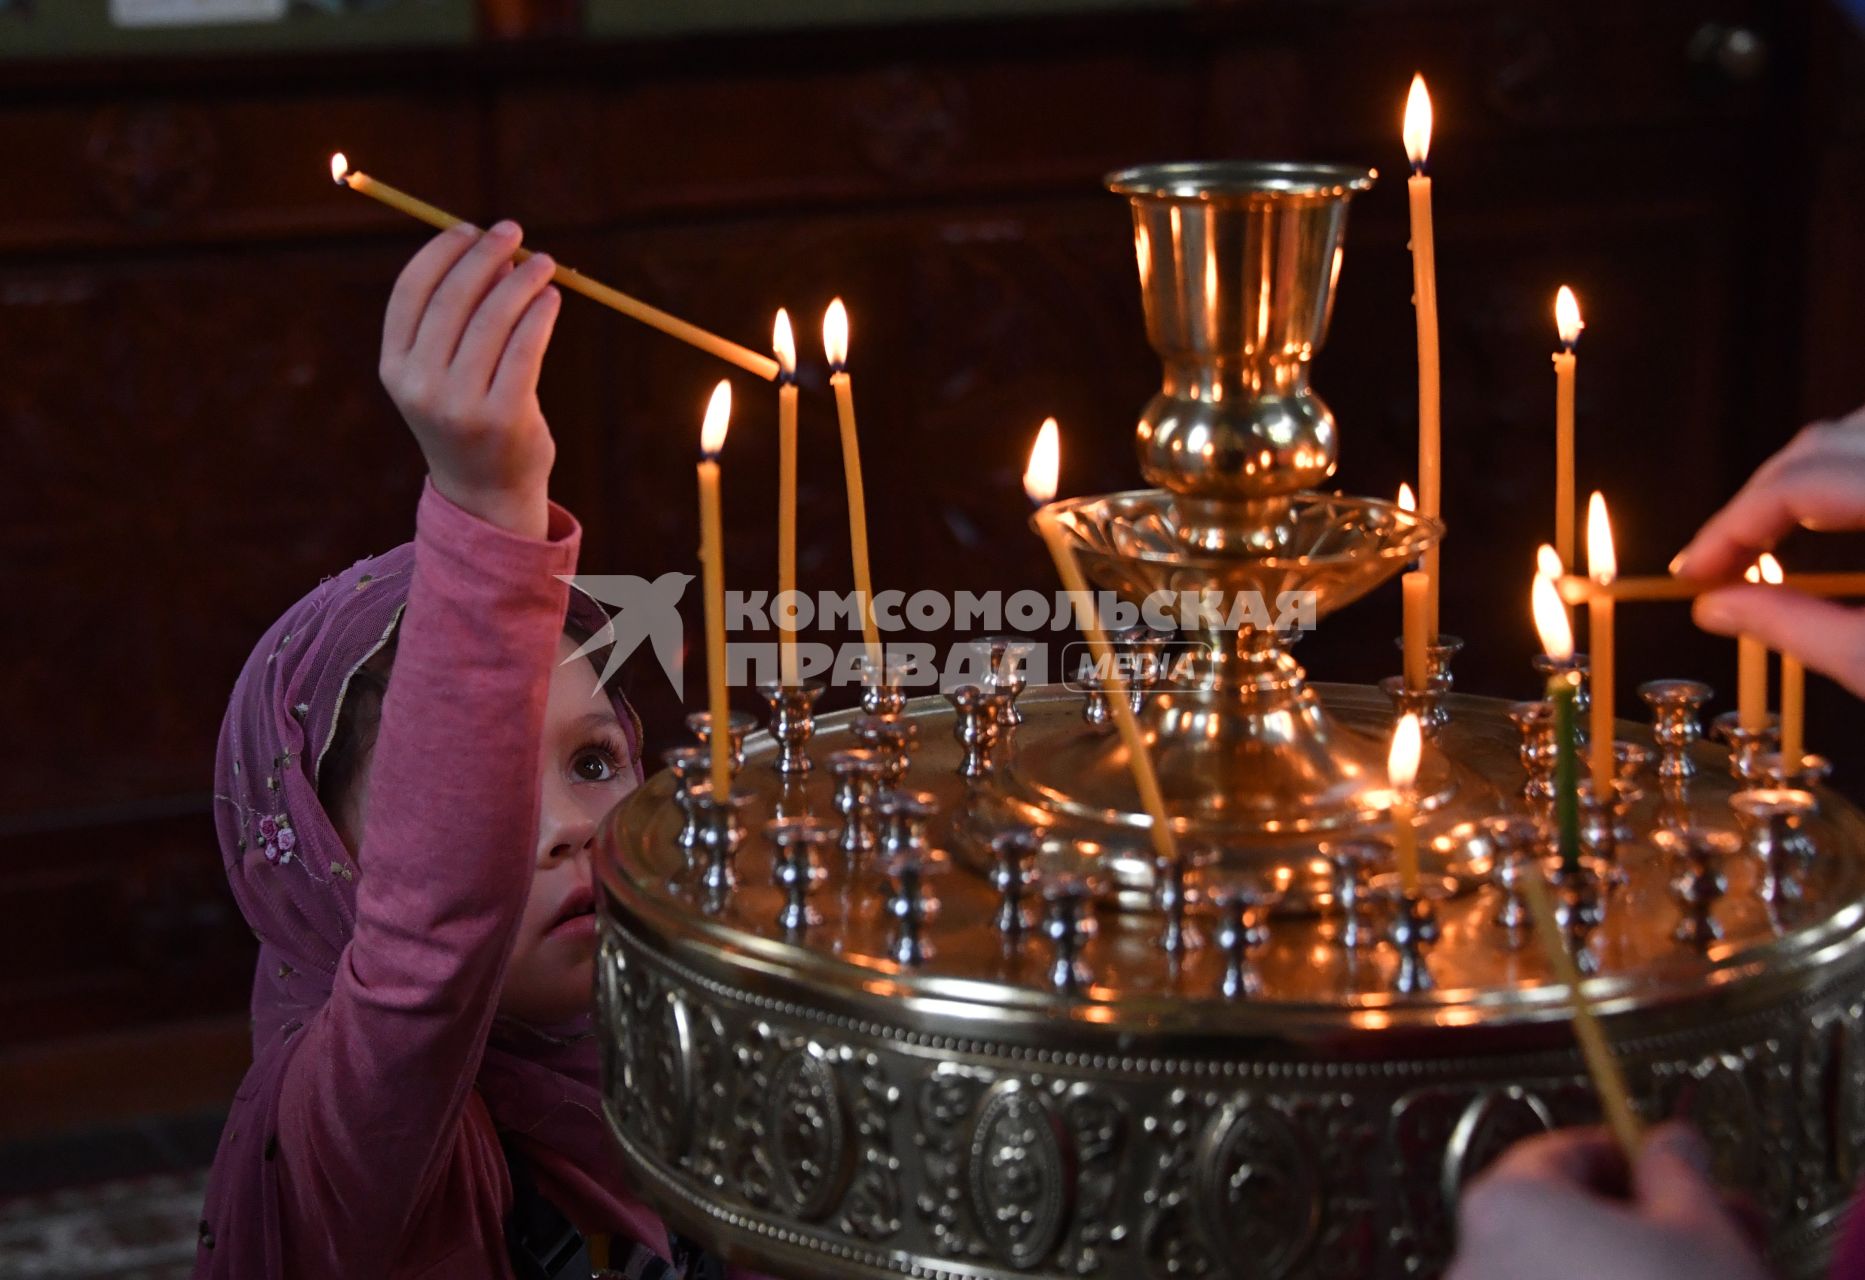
top-left (3, 0), bottom-right (1863, 1179)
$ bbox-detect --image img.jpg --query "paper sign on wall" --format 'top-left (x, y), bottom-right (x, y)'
top-left (109, 0), bottom-right (289, 27)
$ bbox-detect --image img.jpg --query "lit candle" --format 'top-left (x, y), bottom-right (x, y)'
top-left (1389, 713), bottom-right (1422, 893)
top-left (1533, 567), bottom-right (1582, 871)
top-left (823, 298), bottom-right (884, 678)
top-left (1737, 554), bottom-right (1782, 733)
top-left (773, 310), bottom-right (800, 687)
top-left (1586, 493), bottom-right (1616, 793)
top-left (1557, 569), bottom-right (1865, 604)
top-left (1403, 75), bottom-right (1443, 639)
top-left (1398, 484), bottom-right (1428, 691)
top-left (1782, 654), bottom-right (1806, 768)
top-left (698, 381), bottom-right (734, 790)
top-left (1553, 287), bottom-right (1584, 569)
top-left (329, 153), bottom-right (780, 381)
top-left (1025, 424), bottom-right (1178, 864)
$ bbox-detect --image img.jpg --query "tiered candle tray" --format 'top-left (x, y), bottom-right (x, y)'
top-left (598, 690), bottom-right (1865, 1279)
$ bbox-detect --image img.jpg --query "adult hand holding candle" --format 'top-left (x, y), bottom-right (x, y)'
top-left (774, 310), bottom-right (801, 687)
top-left (1404, 74), bottom-right (1443, 639)
top-left (1388, 713), bottom-right (1423, 893)
top-left (1533, 560), bottom-right (1582, 871)
top-left (1553, 287), bottom-right (1584, 569)
top-left (329, 154), bottom-right (780, 381)
top-left (1025, 421), bottom-right (1178, 864)
top-left (1586, 494), bottom-right (1616, 793)
top-left (824, 299), bottom-right (885, 680)
top-left (698, 381), bottom-right (734, 790)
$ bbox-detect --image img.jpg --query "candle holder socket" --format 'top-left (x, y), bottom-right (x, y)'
top-left (766, 815), bottom-right (833, 933)
top-left (1730, 788), bottom-right (1820, 905)
top-left (1711, 711), bottom-right (1781, 785)
top-left (1324, 839), bottom-right (1387, 950)
top-left (1483, 815), bottom-right (1543, 939)
top-left (1379, 673), bottom-right (1452, 738)
top-left (945, 683), bottom-right (1001, 781)
top-left (1546, 856), bottom-right (1608, 975)
top-left (1370, 872), bottom-right (1450, 995)
top-left (1077, 660), bottom-right (1114, 734)
top-left (1042, 870), bottom-right (1105, 995)
top-left (1508, 700), bottom-right (1557, 800)
top-left (876, 788), bottom-right (945, 921)
top-left (1653, 827), bottom-right (1737, 950)
top-left (758, 680), bottom-right (826, 778)
top-left (1753, 752), bottom-right (1833, 794)
top-left (1155, 844), bottom-right (1219, 955)
top-left (1115, 625), bottom-right (1172, 714)
top-left (828, 748), bottom-right (885, 865)
top-left (685, 709), bottom-right (758, 774)
top-left (1639, 679), bottom-right (1713, 782)
top-left (1532, 653), bottom-right (1591, 743)
top-left (1576, 775), bottom-right (1641, 883)
top-left (852, 714), bottom-right (919, 788)
top-left (988, 826), bottom-right (1046, 935)
top-left (662, 746), bottom-right (708, 862)
top-left (859, 657), bottom-right (913, 719)
top-left (1211, 873), bottom-right (1286, 999)
top-left (975, 635), bottom-right (1034, 730)
top-left (686, 781), bottom-right (754, 906)
top-left (1390, 633), bottom-right (1463, 731)
top-left (885, 847), bottom-right (945, 967)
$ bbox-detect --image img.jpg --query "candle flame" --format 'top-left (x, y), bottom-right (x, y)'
top-left (1388, 712), bottom-right (1422, 795)
top-left (329, 152), bottom-right (351, 185)
top-left (772, 308), bottom-right (796, 377)
top-left (1555, 285), bottom-right (1584, 348)
top-left (1753, 552), bottom-right (1784, 585)
top-left (1533, 570), bottom-right (1575, 661)
top-left (700, 379), bottom-right (731, 457)
top-left (1023, 418), bottom-right (1060, 506)
top-left (1403, 74), bottom-right (1433, 168)
top-left (1586, 492), bottom-right (1616, 584)
top-left (1397, 482), bottom-right (1416, 513)
top-left (1537, 543), bottom-right (1566, 580)
top-left (822, 297), bottom-right (849, 369)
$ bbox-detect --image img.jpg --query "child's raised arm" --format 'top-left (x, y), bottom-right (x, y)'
top-left (272, 225), bottom-right (579, 1272)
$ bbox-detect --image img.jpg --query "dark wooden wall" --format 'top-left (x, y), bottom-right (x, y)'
top-left (3, 0), bottom-right (1862, 1128)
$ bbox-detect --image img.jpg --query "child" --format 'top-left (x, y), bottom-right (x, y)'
top-left (197, 221), bottom-right (722, 1278)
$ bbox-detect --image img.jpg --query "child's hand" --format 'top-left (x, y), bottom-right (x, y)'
top-left (379, 221), bottom-right (562, 539)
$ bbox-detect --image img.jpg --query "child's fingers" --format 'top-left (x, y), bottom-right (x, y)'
top-left (489, 286), bottom-right (562, 410)
top-left (380, 224), bottom-right (477, 363)
top-left (410, 220), bottom-right (523, 371)
top-left (454, 254), bottom-right (557, 393)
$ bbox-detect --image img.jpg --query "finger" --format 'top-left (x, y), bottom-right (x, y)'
top-left (1482, 1126), bottom-right (1628, 1193)
top-left (454, 253), bottom-right (556, 392)
top-left (1693, 586), bottom-right (1865, 696)
top-left (381, 224), bottom-right (477, 362)
top-left (410, 219), bottom-right (523, 369)
top-left (1673, 448), bottom-right (1865, 580)
top-left (489, 285), bottom-right (562, 407)
top-left (1634, 1123), bottom-right (1722, 1221)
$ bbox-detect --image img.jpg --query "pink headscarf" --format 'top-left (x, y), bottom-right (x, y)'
top-left (195, 538), bottom-right (654, 1277)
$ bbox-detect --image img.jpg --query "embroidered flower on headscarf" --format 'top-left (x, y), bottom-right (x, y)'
top-left (257, 813), bottom-right (298, 865)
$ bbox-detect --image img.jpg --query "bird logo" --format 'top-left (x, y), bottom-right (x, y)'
top-left (560, 573), bottom-right (695, 696)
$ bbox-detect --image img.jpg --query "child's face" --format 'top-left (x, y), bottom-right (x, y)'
top-left (496, 634), bottom-right (638, 1026)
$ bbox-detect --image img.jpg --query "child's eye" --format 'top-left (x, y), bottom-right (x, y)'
top-left (572, 744), bottom-right (624, 783)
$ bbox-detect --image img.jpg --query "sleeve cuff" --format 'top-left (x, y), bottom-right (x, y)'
top-left (416, 478), bottom-right (581, 585)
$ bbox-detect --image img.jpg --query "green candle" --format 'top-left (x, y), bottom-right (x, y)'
top-left (1548, 670), bottom-right (1581, 872)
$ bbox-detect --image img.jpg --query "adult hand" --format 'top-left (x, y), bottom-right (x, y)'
top-left (1671, 406), bottom-right (1865, 696)
top-left (378, 221), bottom-right (562, 539)
top-left (1449, 1123), bottom-right (1772, 1280)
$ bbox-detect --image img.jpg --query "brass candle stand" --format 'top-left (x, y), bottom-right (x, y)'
top-left (596, 163), bottom-right (1865, 1279)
